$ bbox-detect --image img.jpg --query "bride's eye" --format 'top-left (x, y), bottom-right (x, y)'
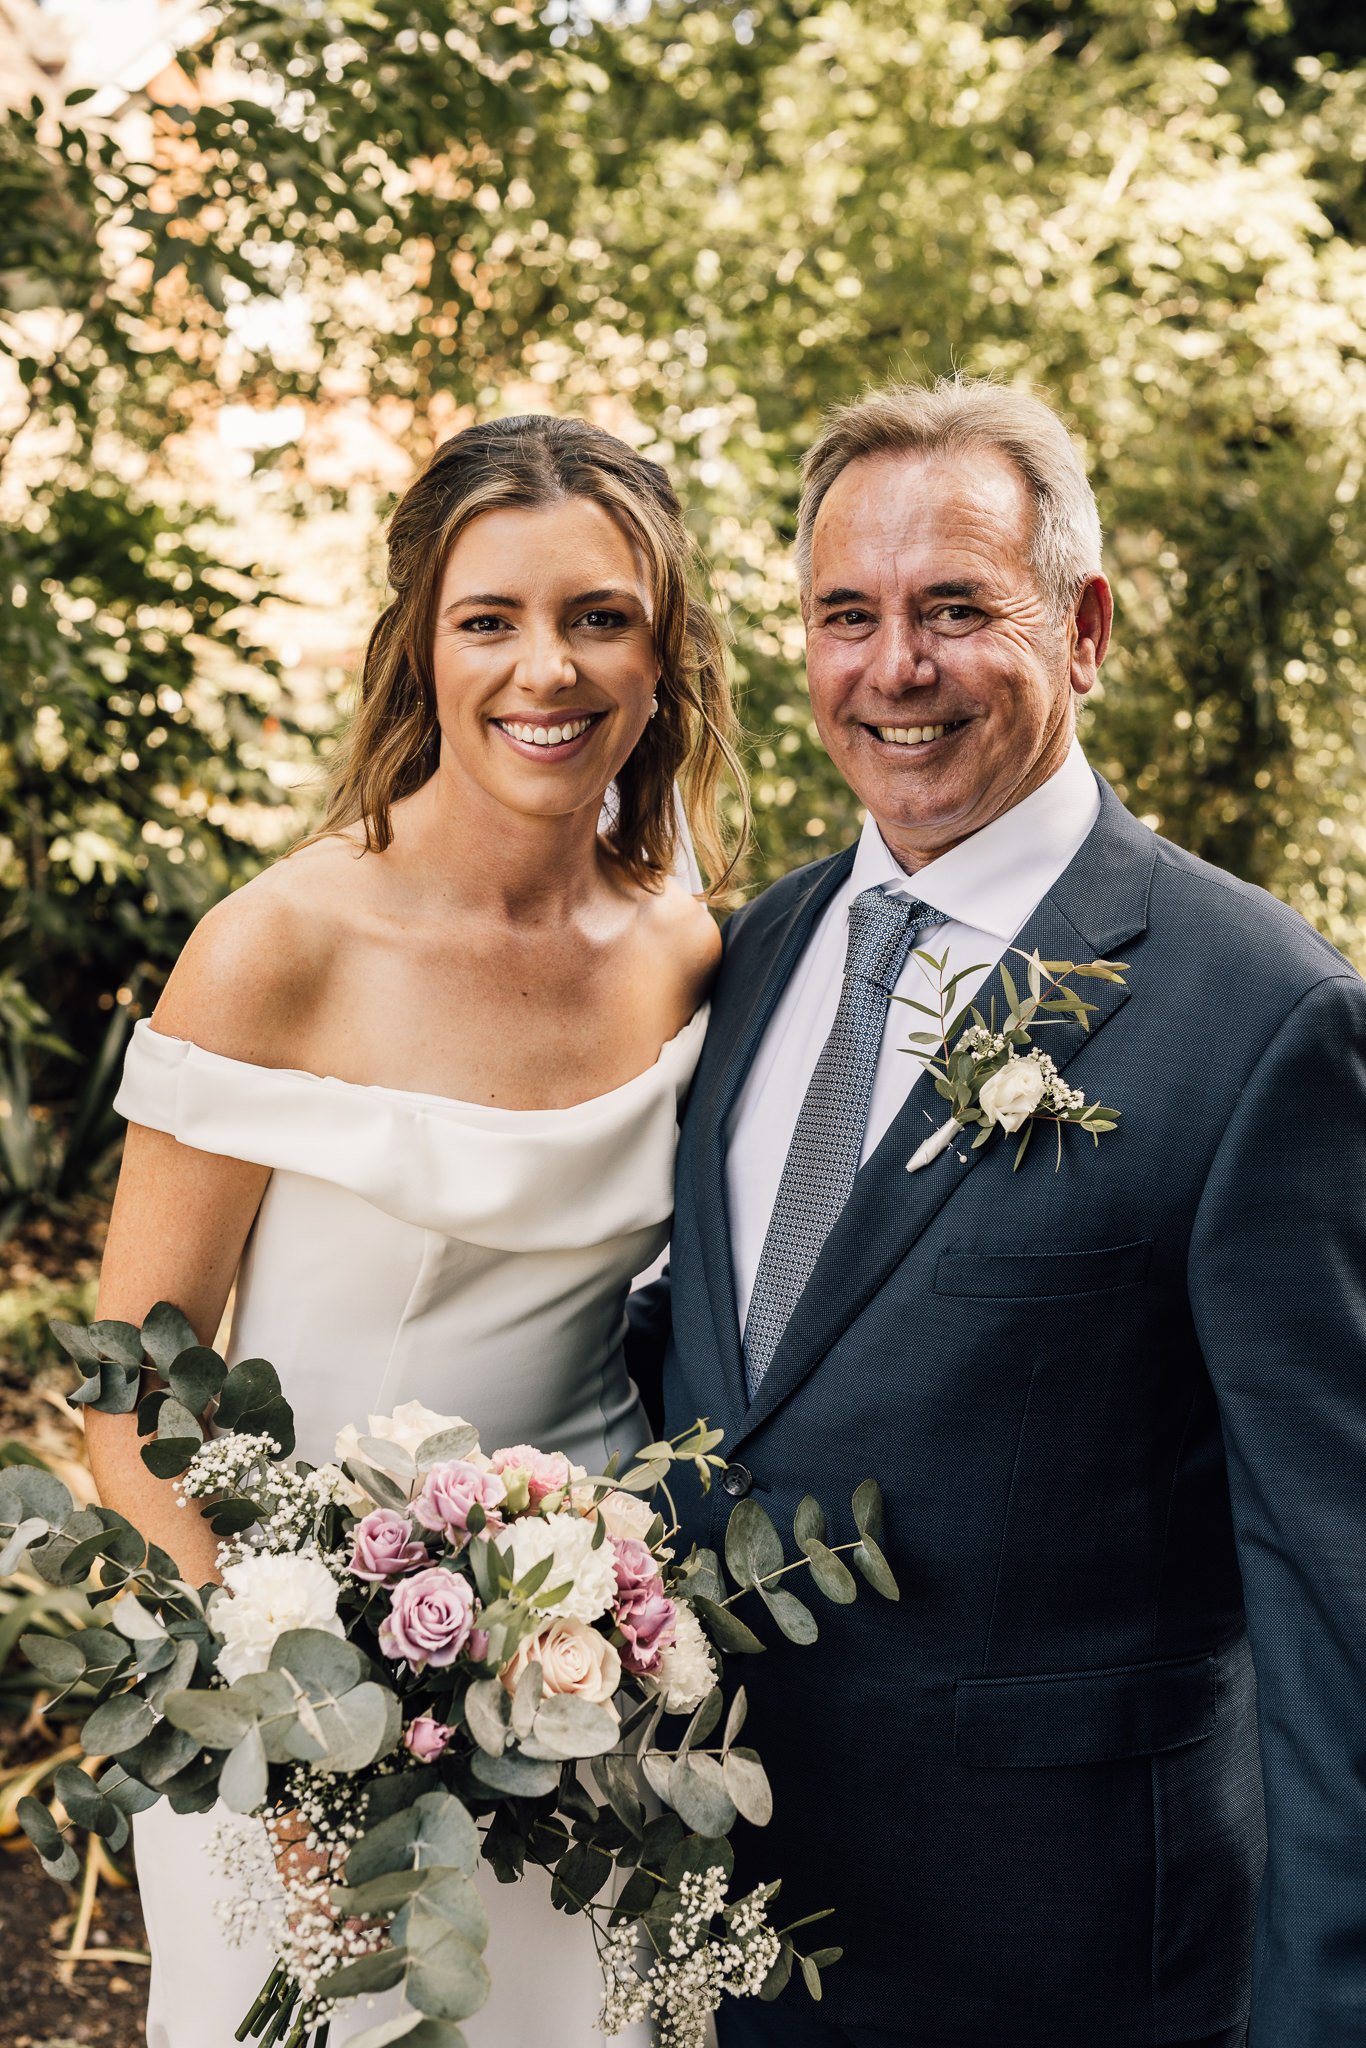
top-left (576, 609), bottom-right (629, 631)
top-left (460, 614), bottom-right (507, 634)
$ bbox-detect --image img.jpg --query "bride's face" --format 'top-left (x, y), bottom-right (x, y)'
top-left (430, 496), bottom-right (661, 823)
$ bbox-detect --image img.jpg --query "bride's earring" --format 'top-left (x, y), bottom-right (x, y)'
top-left (649, 695), bottom-right (659, 717)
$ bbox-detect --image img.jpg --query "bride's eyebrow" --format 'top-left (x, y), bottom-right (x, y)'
top-left (444, 592), bottom-right (521, 614)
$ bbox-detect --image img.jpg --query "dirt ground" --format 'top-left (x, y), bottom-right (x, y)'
top-left (0, 1840), bottom-right (149, 2048)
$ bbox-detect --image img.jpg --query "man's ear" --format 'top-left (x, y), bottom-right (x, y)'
top-left (1070, 575), bottom-right (1113, 697)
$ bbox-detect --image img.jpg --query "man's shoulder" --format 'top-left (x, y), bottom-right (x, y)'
top-left (1146, 828), bottom-right (1360, 1006)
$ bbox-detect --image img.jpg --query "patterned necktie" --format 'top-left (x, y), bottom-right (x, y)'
top-left (742, 886), bottom-right (947, 1398)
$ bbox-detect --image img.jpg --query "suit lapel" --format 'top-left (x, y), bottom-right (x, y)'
top-left (687, 849), bottom-right (856, 1439)
top-left (733, 783), bottom-right (1159, 1446)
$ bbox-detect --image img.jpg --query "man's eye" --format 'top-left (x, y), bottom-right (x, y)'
top-left (936, 606), bottom-right (980, 624)
top-left (829, 610), bottom-right (872, 628)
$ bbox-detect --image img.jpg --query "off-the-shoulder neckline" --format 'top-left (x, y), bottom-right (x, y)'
top-left (129, 1008), bottom-right (709, 1120)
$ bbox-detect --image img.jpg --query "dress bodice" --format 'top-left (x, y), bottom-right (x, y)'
top-left (113, 1011), bottom-right (707, 1472)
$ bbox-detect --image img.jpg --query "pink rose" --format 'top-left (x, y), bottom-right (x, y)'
top-left (379, 1566), bottom-right (477, 1670)
top-left (349, 1508), bottom-right (428, 1583)
top-left (412, 1460), bottom-right (507, 1540)
top-left (489, 1444), bottom-right (572, 1511)
top-left (403, 1713), bottom-right (454, 1762)
top-left (611, 1537), bottom-right (677, 1676)
top-left (611, 1537), bottom-right (660, 1598)
top-left (617, 1588), bottom-right (677, 1676)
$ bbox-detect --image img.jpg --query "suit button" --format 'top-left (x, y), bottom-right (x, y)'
top-left (720, 1462), bottom-right (752, 1499)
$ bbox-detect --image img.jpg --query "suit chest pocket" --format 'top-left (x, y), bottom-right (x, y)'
top-left (934, 1240), bottom-right (1153, 1300)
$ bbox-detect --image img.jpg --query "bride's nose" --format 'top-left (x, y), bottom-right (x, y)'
top-left (513, 622), bottom-right (577, 695)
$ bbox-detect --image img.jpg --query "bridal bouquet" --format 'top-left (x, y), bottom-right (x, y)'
top-left (3, 1306), bottom-right (898, 2048)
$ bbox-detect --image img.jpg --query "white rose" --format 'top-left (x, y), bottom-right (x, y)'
top-left (211, 1554), bottom-right (344, 1685)
top-left (334, 1400), bottom-right (482, 1475)
top-left (499, 1511), bottom-right (618, 1625)
top-left (977, 1056), bottom-right (1048, 1134)
top-left (500, 1618), bottom-right (621, 1708)
top-left (653, 1601), bottom-right (717, 1715)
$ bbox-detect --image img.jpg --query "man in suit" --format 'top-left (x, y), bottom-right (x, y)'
top-left (649, 378), bottom-right (1366, 2047)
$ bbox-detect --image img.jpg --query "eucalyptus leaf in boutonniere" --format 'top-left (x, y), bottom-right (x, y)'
top-left (899, 947), bottom-right (1127, 1173)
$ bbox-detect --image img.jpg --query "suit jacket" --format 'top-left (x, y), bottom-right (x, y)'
top-left (654, 779), bottom-right (1366, 2047)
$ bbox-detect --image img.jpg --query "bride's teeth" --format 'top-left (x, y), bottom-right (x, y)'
top-left (499, 717), bottom-right (594, 746)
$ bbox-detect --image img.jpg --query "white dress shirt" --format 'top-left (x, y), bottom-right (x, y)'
top-left (726, 741), bottom-right (1101, 1334)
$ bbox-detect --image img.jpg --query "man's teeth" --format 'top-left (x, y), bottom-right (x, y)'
top-left (876, 722), bottom-right (953, 746)
top-left (499, 717), bottom-right (595, 747)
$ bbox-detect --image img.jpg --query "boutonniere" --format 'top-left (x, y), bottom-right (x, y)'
top-left (901, 947), bottom-right (1127, 1173)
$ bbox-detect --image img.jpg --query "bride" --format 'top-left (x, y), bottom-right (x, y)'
top-left (85, 413), bottom-right (743, 2048)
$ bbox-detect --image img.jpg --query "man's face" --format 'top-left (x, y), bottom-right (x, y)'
top-left (803, 446), bottom-right (1108, 869)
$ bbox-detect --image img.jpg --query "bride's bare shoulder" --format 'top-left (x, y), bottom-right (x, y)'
top-left (641, 875), bottom-right (722, 998)
top-left (151, 830), bottom-right (372, 1064)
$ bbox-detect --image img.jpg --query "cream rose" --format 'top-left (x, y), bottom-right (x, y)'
top-left (977, 1056), bottom-right (1047, 1134)
top-left (501, 1617), bottom-right (621, 1708)
top-left (595, 1490), bottom-right (658, 1546)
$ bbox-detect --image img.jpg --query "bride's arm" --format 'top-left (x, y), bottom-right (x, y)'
top-left (88, 1123), bottom-right (270, 1585)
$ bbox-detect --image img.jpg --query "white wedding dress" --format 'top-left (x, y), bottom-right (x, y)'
top-left (113, 1004), bottom-right (707, 2048)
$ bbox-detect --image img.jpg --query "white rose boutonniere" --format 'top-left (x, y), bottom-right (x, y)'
top-left (901, 946), bottom-right (1126, 1173)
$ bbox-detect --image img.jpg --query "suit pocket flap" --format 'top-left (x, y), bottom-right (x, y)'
top-left (935, 1240), bottom-right (1153, 1299)
top-left (955, 1649), bottom-right (1217, 1768)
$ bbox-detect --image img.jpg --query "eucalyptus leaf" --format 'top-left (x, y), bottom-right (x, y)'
top-left (758, 1584), bottom-right (818, 1644)
top-left (0, 1517), bottom-right (50, 1574)
top-left (72, 1626), bottom-right (137, 1689)
top-left (691, 1595), bottom-right (765, 1656)
top-left (793, 1496), bottom-right (827, 1550)
top-left (19, 1631), bottom-right (86, 1685)
top-left (144, 1636), bottom-right (199, 1712)
top-left (165, 1347), bottom-right (225, 1419)
top-left (640, 1749), bottom-right (674, 1805)
top-left (140, 1438), bottom-right (202, 1481)
top-left (680, 1685), bottom-right (724, 1756)
top-left (724, 1498), bottom-right (783, 1590)
top-left (268, 1627), bottom-right (365, 1699)
top-left (801, 1953), bottom-right (824, 2001)
top-left (220, 1722), bottom-right (268, 1813)
top-left (347, 1790), bottom-right (480, 1888)
top-left (591, 1751), bottom-right (644, 1836)
top-left (348, 1459), bottom-right (410, 1512)
top-left (17, 1793), bottom-right (65, 1858)
top-left (851, 1479), bottom-right (884, 1542)
top-left (81, 1691), bottom-right (155, 1755)
top-left (510, 1658), bottom-right (542, 1739)
top-left (139, 1302), bottom-right (201, 1375)
top-left (464, 1677), bottom-right (512, 1758)
top-left (802, 1539), bottom-right (858, 1604)
top-left (155, 1396), bottom-right (204, 1444)
top-left (470, 1749), bottom-right (560, 1799)
top-left (41, 1842), bottom-right (82, 1884)
top-left (309, 1680), bottom-right (401, 1772)
top-left (53, 1761), bottom-right (119, 1836)
top-left (405, 1928), bottom-right (491, 2024)
top-left (393, 1868), bottom-right (488, 1953)
top-left (530, 1694), bottom-right (619, 1760)
top-left (162, 1687), bottom-right (260, 1749)
top-left (0, 1464), bottom-right (73, 1531)
top-left (722, 1686), bottom-right (748, 1754)
top-left (722, 1746), bottom-right (773, 1827)
top-left (852, 1533), bottom-right (900, 1600)
top-left (334, 1866), bottom-right (429, 1916)
top-left (414, 1425), bottom-right (480, 1465)
top-left (112, 1594), bottom-right (169, 1642)
top-left (124, 1720), bottom-right (204, 1788)
top-left (667, 1753), bottom-right (737, 1838)
top-left (358, 1434), bottom-right (418, 1481)
top-left (96, 1765), bottom-right (161, 1816)
top-left (319, 1945), bottom-right (411, 2003)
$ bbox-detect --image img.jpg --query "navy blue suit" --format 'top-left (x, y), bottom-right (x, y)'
top-left (651, 781), bottom-right (1366, 2047)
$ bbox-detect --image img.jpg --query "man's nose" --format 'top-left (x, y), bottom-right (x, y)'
top-left (868, 618), bottom-right (937, 692)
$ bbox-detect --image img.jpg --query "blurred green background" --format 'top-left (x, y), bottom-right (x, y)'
top-left (6, 0), bottom-right (1366, 1246)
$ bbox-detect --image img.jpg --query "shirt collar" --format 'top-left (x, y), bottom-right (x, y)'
top-left (847, 738), bottom-right (1101, 942)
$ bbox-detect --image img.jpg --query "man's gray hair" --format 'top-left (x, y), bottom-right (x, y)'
top-left (795, 376), bottom-right (1103, 615)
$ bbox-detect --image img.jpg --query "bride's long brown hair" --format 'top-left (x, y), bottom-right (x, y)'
top-left (317, 414), bottom-right (747, 895)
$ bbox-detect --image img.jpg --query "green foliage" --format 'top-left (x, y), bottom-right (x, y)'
top-left (4, 0), bottom-right (1365, 1234)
